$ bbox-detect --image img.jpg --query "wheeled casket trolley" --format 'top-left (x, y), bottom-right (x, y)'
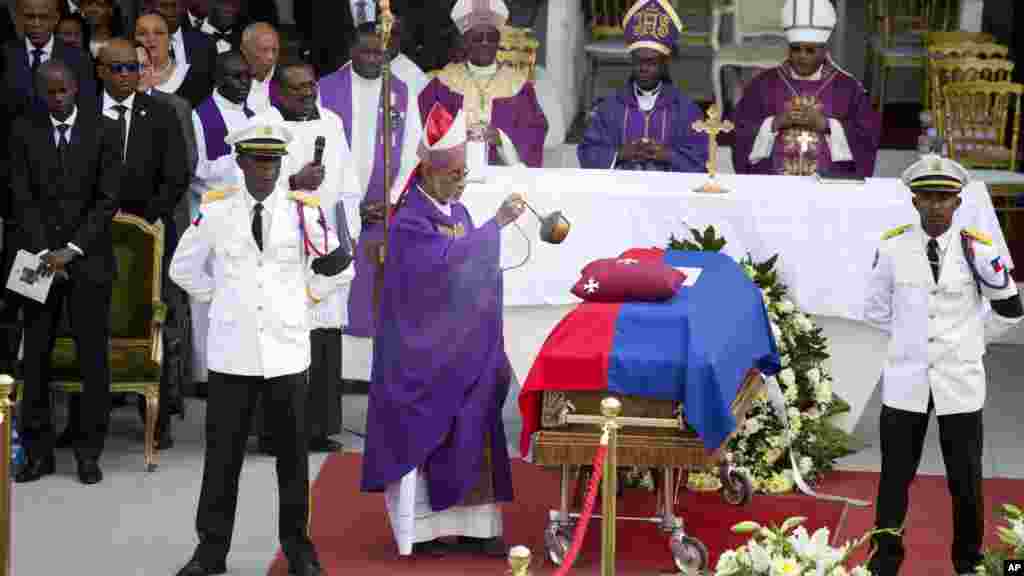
top-left (532, 371), bottom-right (764, 574)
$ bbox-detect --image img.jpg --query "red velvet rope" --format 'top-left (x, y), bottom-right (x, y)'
top-left (554, 444), bottom-right (608, 576)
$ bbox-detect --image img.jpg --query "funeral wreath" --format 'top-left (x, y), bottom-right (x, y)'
top-left (631, 225), bottom-right (858, 494)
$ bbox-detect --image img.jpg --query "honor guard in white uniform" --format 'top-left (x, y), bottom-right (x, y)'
top-left (864, 154), bottom-right (1023, 576)
top-left (169, 121), bottom-right (353, 576)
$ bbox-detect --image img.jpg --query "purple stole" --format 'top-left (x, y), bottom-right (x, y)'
top-left (319, 64), bottom-right (410, 338)
top-left (195, 97), bottom-right (230, 160)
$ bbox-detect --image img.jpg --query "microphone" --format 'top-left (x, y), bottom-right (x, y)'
top-left (314, 136), bottom-right (326, 166)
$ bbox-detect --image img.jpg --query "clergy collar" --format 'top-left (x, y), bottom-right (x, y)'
top-left (214, 89), bottom-right (246, 111)
top-left (51, 105), bottom-right (78, 129)
top-left (419, 185), bottom-right (452, 217)
top-left (788, 62), bottom-right (824, 81)
top-left (634, 81), bottom-right (663, 99)
top-left (26, 34), bottom-right (54, 55)
top-left (467, 61), bottom-right (498, 77)
top-left (352, 68), bottom-right (382, 84)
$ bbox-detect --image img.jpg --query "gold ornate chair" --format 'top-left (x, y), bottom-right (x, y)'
top-left (498, 25), bottom-right (540, 81)
top-left (943, 81), bottom-right (1024, 240)
top-left (868, 0), bottom-right (960, 117)
top-left (0, 374), bottom-right (12, 576)
top-left (928, 41), bottom-right (1010, 60)
top-left (582, 0), bottom-right (632, 108)
top-left (929, 58), bottom-right (1015, 139)
top-left (44, 213), bottom-right (166, 472)
top-left (925, 30), bottom-right (993, 46)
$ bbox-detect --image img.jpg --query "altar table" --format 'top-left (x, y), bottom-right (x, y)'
top-left (343, 166), bottom-right (1012, 434)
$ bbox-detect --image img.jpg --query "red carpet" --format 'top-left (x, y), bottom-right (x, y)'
top-left (814, 470), bottom-right (1024, 576)
top-left (267, 454), bottom-right (844, 575)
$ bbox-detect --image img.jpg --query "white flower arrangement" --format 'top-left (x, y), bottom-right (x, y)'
top-left (714, 516), bottom-right (892, 576)
top-left (669, 226), bottom-right (856, 494)
top-left (977, 503), bottom-right (1024, 576)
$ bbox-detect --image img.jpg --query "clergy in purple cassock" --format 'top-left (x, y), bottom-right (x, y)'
top-left (360, 103), bottom-right (527, 558)
top-left (731, 0), bottom-right (881, 178)
top-left (577, 0), bottom-right (708, 172)
top-left (318, 20), bottom-right (423, 340)
top-left (418, 0), bottom-right (548, 169)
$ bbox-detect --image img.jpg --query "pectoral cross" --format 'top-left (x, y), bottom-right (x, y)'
top-left (797, 131), bottom-right (816, 155)
top-left (691, 104), bottom-right (734, 193)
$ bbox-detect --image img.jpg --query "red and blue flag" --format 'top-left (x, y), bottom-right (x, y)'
top-left (519, 248), bottom-right (781, 456)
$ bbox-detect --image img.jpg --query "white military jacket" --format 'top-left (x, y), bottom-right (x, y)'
top-left (170, 181), bottom-right (353, 378)
top-left (864, 223), bottom-right (1020, 414)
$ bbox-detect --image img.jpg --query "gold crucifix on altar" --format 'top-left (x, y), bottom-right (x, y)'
top-left (691, 104), bottom-right (734, 193)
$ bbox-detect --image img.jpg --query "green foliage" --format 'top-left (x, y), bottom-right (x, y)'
top-left (668, 225), bottom-right (728, 253)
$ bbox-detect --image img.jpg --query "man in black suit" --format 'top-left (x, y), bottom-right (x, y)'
top-left (2, 0), bottom-right (97, 377)
top-left (98, 37), bottom-right (189, 445)
top-left (198, 0), bottom-right (241, 54)
top-left (8, 59), bottom-right (118, 485)
top-left (3, 0), bottom-right (96, 121)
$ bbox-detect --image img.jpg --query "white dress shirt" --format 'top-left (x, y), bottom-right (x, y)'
top-left (748, 64), bottom-right (854, 165)
top-left (191, 91), bottom-right (252, 203)
top-left (25, 35), bottom-right (54, 66)
top-left (200, 19), bottom-right (233, 53)
top-left (102, 91), bottom-right (137, 161)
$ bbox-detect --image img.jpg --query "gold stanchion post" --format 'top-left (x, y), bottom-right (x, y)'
top-left (600, 397), bottom-right (621, 576)
top-left (0, 374), bottom-right (14, 576)
top-left (508, 545), bottom-right (532, 576)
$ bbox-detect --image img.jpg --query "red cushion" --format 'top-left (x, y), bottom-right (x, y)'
top-left (571, 256), bottom-right (686, 303)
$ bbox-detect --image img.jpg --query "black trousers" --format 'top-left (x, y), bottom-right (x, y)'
top-left (19, 277), bottom-right (112, 462)
top-left (252, 329), bottom-right (342, 440)
top-left (869, 396), bottom-right (984, 576)
top-left (194, 370), bottom-right (316, 567)
top-left (308, 328), bottom-right (342, 439)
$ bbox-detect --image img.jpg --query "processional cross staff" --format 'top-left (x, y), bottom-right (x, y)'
top-left (691, 104), bottom-right (734, 193)
top-left (373, 0), bottom-right (396, 318)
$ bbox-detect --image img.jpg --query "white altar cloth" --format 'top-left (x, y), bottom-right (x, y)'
top-left (344, 167), bottom-right (1012, 435)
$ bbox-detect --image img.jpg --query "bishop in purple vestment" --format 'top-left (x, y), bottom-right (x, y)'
top-left (418, 0), bottom-right (548, 168)
top-left (360, 103), bottom-right (526, 558)
top-left (731, 0), bottom-right (881, 178)
top-left (578, 0), bottom-right (708, 172)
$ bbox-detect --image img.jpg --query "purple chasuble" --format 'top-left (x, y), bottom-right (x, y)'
top-left (320, 63), bottom-right (410, 338)
top-left (196, 97), bottom-right (230, 160)
top-left (577, 82), bottom-right (708, 172)
top-left (418, 70), bottom-right (548, 168)
top-left (360, 180), bottom-right (514, 512)
top-left (731, 60), bottom-right (881, 178)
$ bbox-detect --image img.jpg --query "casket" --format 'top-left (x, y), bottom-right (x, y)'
top-left (532, 369), bottom-right (765, 468)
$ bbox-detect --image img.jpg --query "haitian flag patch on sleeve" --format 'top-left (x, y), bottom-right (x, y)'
top-left (992, 257), bottom-right (1004, 273)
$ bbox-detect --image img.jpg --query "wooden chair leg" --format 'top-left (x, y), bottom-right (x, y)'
top-left (144, 385), bottom-right (159, 472)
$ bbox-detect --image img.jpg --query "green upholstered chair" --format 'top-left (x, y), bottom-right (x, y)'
top-left (49, 213), bottom-right (166, 472)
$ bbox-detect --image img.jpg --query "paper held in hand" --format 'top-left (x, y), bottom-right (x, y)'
top-left (5, 250), bottom-right (55, 303)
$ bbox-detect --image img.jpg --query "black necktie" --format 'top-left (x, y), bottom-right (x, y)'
top-left (113, 104), bottom-right (128, 163)
top-left (252, 203), bottom-right (264, 251)
top-left (56, 123), bottom-right (70, 174)
top-left (927, 238), bottom-right (941, 282)
top-left (243, 106), bottom-right (255, 118)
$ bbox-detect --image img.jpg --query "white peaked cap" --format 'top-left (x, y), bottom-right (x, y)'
top-left (451, 0), bottom-right (509, 34)
top-left (782, 0), bottom-right (837, 45)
